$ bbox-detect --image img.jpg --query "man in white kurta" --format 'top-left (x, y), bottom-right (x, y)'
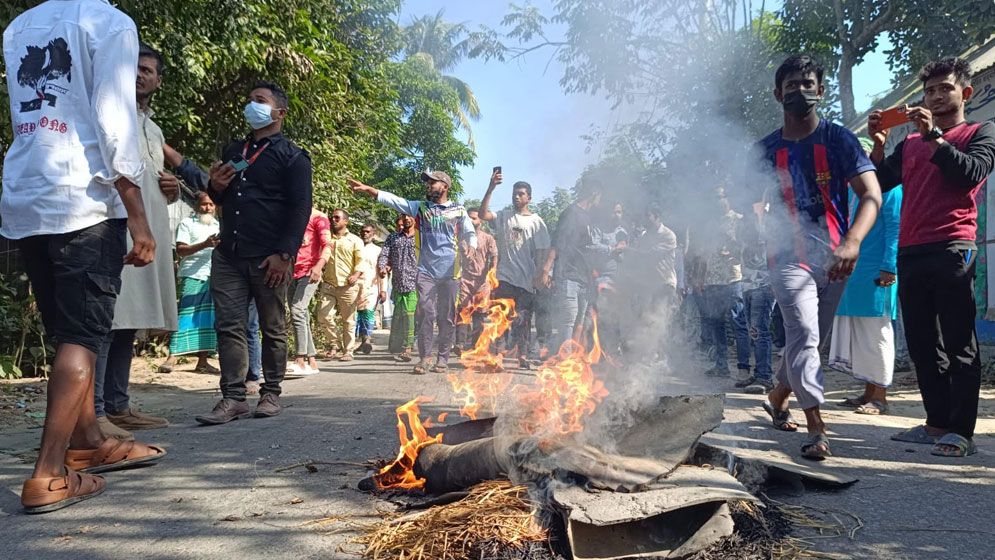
top-left (356, 224), bottom-right (384, 354)
top-left (93, 43), bottom-right (179, 438)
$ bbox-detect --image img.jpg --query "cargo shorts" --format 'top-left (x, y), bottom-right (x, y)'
top-left (18, 219), bottom-right (127, 354)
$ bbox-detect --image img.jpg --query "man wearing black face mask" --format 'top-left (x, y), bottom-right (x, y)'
top-left (753, 55), bottom-right (883, 461)
top-left (194, 81), bottom-right (313, 425)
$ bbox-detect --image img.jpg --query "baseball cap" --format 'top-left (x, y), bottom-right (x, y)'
top-left (421, 170), bottom-right (452, 188)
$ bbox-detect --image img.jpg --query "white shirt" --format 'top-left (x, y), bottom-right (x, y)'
top-left (492, 208), bottom-right (550, 292)
top-left (176, 215), bottom-right (220, 282)
top-left (358, 242), bottom-right (382, 310)
top-left (111, 109), bottom-right (178, 331)
top-left (1, 0), bottom-right (144, 239)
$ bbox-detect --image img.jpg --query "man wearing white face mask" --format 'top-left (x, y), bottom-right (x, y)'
top-left (195, 81), bottom-right (313, 425)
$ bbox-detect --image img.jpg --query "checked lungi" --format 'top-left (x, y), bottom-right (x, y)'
top-left (169, 277), bottom-right (217, 355)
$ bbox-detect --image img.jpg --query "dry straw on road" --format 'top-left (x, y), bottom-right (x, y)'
top-left (358, 480), bottom-right (548, 560)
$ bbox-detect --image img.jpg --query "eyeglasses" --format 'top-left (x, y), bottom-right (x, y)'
top-left (331, 216), bottom-right (345, 221)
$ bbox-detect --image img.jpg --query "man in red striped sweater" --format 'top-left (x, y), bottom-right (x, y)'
top-left (871, 57), bottom-right (995, 458)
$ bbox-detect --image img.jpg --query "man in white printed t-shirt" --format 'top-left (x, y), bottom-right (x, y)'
top-left (479, 171), bottom-right (551, 370)
top-left (3, 0), bottom-right (164, 513)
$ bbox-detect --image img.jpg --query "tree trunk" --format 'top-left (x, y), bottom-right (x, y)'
top-left (837, 48), bottom-right (856, 124)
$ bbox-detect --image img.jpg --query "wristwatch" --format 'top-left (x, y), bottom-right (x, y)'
top-left (279, 252), bottom-right (292, 262)
top-left (923, 126), bottom-right (944, 141)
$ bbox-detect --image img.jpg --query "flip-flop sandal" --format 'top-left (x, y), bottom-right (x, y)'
top-left (157, 364), bottom-right (173, 374)
top-left (21, 468), bottom-right (106, 514)
top-left (890, 425), bottom-right (940, 445)
top-left (194, 364), bottom-right (221, 374)
top-left (836, 395), bottom-right (867, 408)
top-left (762, 401), bottom-right (799, 432)
top-left (930, 433), bottom-right (977, 457)
top-left (66, 438), bottom-right (167, 474)
top-left (431, 364), bottom-right (449, 374)
top-left (412, 364), bottom-right (427, 375)
top-left (801, 433), bottom-right (831, 461)
top-left (854, 401), bottom-right (888, 415)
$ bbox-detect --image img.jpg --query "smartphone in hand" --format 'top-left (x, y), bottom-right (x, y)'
top-left (227, 154), bottom-right (249, 172)
top-left (878, 106), bottom-right (910, 130)
top-left (493, 166), bottom-right (502, 175)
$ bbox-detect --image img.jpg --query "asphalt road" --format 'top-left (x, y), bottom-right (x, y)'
top-left (1, 335), bottom-right (992, 560)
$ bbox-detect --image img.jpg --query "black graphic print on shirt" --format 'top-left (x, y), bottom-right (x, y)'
top-left (16, 37), bottom-right (72, 113)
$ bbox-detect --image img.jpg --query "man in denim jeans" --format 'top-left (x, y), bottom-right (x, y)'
top-left (736, 254), bottom-right (776, 393)
top-left (244, 301), bottom-right (264, 393)
top-left (195, 82), bottom-right (312, 425)
top-left (540, 176), bottom-right (602, 351)
top-left (697, 189), bottom-right (745, 377)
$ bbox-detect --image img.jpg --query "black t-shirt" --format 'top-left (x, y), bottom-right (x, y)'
top-left (552, 203), bottom-right (593, 283)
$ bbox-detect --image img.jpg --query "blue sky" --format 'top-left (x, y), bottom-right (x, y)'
top-left (398, 1), bottom-right (896, 204)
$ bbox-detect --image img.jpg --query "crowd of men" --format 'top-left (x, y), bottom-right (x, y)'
top-left (2, 0), bottom-right (992, 514)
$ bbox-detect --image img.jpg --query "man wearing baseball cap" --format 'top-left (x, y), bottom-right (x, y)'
top-left (349, 171), bottom-right (477, 374)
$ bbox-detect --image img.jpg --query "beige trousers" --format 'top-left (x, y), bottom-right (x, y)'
top-left (317, 283), bottom-right (361, 355)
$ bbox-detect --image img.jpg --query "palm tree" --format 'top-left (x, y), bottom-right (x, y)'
top-left (403, 10), bottom-right (481, 148)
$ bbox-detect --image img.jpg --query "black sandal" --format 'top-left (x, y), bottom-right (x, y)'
top-left (836, 395), bottom-right (867, 409)
top-left (801, 433), bottom-right (831, 461)
top-left (762, 402), bottom-right (799, 432)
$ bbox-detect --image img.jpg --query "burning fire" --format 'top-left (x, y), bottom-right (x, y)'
top-left (457, 267), bottom-right (515, 372)
top-left (514, 315), bottom-right (608, 437)
top-left (374, 270), bottom-right (609, 490)
top-left (448, 267), bottom-right (515, 419)
top-left (373, 396), bottom-right (442, 490)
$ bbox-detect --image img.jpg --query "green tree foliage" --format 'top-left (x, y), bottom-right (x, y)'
top-left (533, 187), bottom-right (574, 234)
top-left (404, 9), bottom-right (482, 148)
top-left (1, 0), bottom-right (477, 226)
top-left (363, 56), bottom-right (475, 228)
top-left (471, 1), bottom-right (790, 168)
top-left (779, 0), bottom-right (995, 123)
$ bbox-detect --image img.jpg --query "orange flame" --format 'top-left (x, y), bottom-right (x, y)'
top-left (372, 396), bottom-right (442, 490)
top-left (375, 274), bottom-right (609, 491)
top-left (514, 314), bottom-right (608, 437)
top-left (450, 267), bottom-right (515, 418)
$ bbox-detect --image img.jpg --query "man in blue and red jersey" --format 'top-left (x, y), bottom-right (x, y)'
top-left (756, 54), bottom-right (883, 460)
top-left (870, 58), bottom-right (995, 458)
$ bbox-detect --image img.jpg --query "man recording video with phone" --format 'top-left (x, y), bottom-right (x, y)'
top-left (195, 81), bottom-right (313, 426)
top-left (870, 57), bottom-right (995, 457)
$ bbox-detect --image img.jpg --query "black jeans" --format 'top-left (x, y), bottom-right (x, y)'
top-left (493, 283), bottom-right (535, 358)
top-left (534, 287), bottom-right (553, 353)
top-left (898, 247), bottom-right (982, 439)
top-left (211, 250), bottom-right (289, 401)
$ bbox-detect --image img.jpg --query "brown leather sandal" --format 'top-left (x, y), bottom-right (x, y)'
top-left (22, 468), bottom-right (106, 514)
top-left (65, 438), bottom-right (167, 474)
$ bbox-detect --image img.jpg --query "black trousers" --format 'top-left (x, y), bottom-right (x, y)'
top-left (211, 250), bottom-right (289, 401)
top-left (492, 283), bottom-right (536, 358)
top-left (898, 247), bottom-right (981, 439)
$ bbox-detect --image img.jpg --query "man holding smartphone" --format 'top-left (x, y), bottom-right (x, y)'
top-left (479, 169), bottom-right (551, 369)
top-left (870, 57), bottom-right (995, 457)
top-left (195, 81), bottom-right (313, 425)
